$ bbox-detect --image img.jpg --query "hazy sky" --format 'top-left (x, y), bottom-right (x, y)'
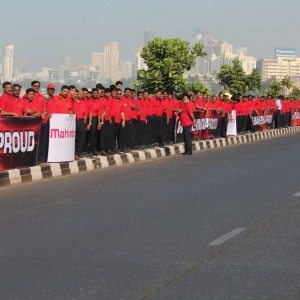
top-left (1, 0), bottom-right (299, 70)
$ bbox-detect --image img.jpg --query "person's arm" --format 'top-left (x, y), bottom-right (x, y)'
top-left (86, 112), bottom-right (92, 131)
top-left (97, 112), bottom-right (103, 130)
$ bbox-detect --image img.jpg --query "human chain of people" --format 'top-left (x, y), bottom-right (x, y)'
top-left (0, 80), bottom-right (299, 170)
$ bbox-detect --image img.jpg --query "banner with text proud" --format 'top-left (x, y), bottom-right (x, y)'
top-left (47, 114), bottom-right (76, 163)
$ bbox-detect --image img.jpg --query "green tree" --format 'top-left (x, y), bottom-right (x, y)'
top-left (246, 68), bottom-right (262, 92)
top-left (216, 58), bottom-right (261, 96)
top-left (281, 75), bottom-right (293, 89)
top-left (289, 86), bottom-right (300, 98)
top-left (265, 76), bottom-right (294, 97)
top-left (265, 80), bottom-right (283, 97)
top-left (137, 38), bottom-right (206, 92)
top-left (187, 82), bottom-right (211, 95)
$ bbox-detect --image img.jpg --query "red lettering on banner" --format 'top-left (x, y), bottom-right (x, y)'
top-left (50, 129), bottom-right (76, 139)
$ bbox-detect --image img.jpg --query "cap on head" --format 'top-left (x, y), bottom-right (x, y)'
top-left (47, 83), bottom-right (55, 89)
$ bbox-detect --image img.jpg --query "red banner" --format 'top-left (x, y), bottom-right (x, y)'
top-left (0, 117), bottom-right (42, 171)
top-left (251, 109), bottom-right (274, 131)
top-left (176, 110), bottom-right (222, 142)
top-left (291, 108), bottom-right (300, 126)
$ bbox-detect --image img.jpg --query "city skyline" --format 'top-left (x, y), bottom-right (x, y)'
top-left (0, 0), bottom-right (299, 70)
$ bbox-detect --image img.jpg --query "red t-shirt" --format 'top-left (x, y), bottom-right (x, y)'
top-left (72, 101), bottom-right (88, 120)
top-left (120, 96), bottom-right (132, 121)
top-left (145, 98), bottom-right (155, 116)
top-left (179, 101), bottom-right (194, 126)
top-left (0, 93), bottom-right (13, 111)
top-left (47, 95), bottom-right (72, 114)
top-left (2, 95), bottom-right (27, 116)
top-left (154, 98), bottom-right (165, 117)
top-left (89, 98), bottom-right (101, 117)
top-left (131, 98), bottom-right (141, 120)
top-left (112, 99), bottom-right (124, 124)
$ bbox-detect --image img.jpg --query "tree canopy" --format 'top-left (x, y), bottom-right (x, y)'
top-left (216, 58), bottom-right (261, 96)
top-left (137, 38), bottom-right (206, 93)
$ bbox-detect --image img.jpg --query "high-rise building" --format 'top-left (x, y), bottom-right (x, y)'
top-left (257, 47), bottom-right (300, 81)
top-left (16, 57), bottom-right (28, 74)
top-left (143, 30), bottom-right (156, 45)
top-left (103, 41), bottom-right (120, 82)
top-left (91, 52), bottom-right (105, 80)
top-left (237, 47), bottom-right (257, 75)
top-left (122, 61), bottom-right (133, 79)
top-left (63, 55), bottom-right (76, 70)
top-left (191, 33), bottom-right (257, 75)
top-left (2, 44), bottom-right (14, 81)
top-left (135, 47), bottom-right (148, 71)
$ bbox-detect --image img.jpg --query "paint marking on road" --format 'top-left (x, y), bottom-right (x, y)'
top-left (293, 192), bottom-right (300, 197)
top-left (209, 228), bottom-right (246, 246)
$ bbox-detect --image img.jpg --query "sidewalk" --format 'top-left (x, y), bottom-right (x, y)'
top-left (1, 126), bottom-right (299, 188)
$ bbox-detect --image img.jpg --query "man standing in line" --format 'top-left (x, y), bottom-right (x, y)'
top-left (0, 82), bottom-right (13, 115)
top-left (178, 92), bottom-right (196, 155)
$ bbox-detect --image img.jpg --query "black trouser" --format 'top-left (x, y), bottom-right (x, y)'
top-left (166, 117), bottom-right (175, 143)
top-left (218, 115), bottom-right (228, 138)
top-left (101, 120), bottom-right (115, 152)
top-left (275, 111), bottom-right (282, 128)
top-left (114, 123), bottom-right (121, 150)
top-left (150, 116), bottom-right (157, 144)
top-left (87, 117), bottom-right (98, 153)
top-left (96, 126), bottom-right (103, 151)
top-left (139, 121), bottom-right (146, 146)
top-left (131, 119), bottom-right (140, 148)
top-left (284, 112), bottom-right (291, 127)
top-left (38, 122), bottom-right (49, 162)
top-left (237, 115), bottom-right (244, 133)
top-left (183, 125), bottom-right (192, 154)
top-left (156, 116), bottom-right (165, 146)
top-left (75, 119), bottom-right (87, 155)
top-left (145, 116), bottom-right (153, 145)
top-left (119, 121), bottom-right (131, 151)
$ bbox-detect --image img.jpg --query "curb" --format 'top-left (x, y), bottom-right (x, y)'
top-left (1, 126), bottom-right (299, 188)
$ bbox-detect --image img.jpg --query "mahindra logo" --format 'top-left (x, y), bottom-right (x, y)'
top-left (0, 131), bottom-right (35, 154)
top-left (50, 129), bottom-right (76, 138)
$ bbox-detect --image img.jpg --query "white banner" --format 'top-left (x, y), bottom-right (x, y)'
top-left (226, 109), bottom-right (237, 136)
top-left (47, 114), bottom-right (76, 162)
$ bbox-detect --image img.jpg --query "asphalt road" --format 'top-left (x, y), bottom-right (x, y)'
top-left (1, 134), bottom-right (300, 299)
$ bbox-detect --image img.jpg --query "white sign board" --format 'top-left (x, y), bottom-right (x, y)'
top-left (226, 109), bottom-right (237, 136)
top-left (47, 114), bottom-right (76, 162)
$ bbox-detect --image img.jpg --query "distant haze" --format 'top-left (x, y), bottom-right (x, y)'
top-left (1, 0), bottom-right (299, 70)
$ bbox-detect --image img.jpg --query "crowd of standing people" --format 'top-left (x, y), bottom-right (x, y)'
top-left (0, 80), bottom-right (299, 160)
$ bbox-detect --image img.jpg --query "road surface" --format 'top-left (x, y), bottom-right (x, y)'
top-left (1, 134), bottom-right (300, 299)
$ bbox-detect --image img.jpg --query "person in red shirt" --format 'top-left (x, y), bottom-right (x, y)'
top-left (101, 88), bottom-right (116, 154)
top-left (1, 84), bottom-right (27, 117)
top-left (152, 90), bottom-right (166, 147)
top-left (72, 89), bottom-right (88, 158)
top-left (0, 81), bottom-right (14, 116)
top-left (111, 88), bottom-right (126, 152)
top-left (36, 83), bottom-right (56, 163)
top-left (85, 88), bottom-right (102, 155)
top-left (143, 90), bottom-right (154, 147)
top-left (169, 91), bottom-right (180, 144)
top-left (119, 87), bottom-right (133, 151)
top-left (25, 88), bottom-right (44, 117)
top-left (179, 92), bottom-right (195, 155)
top-left (130, 88), bottom-right (141, 149)
top-left (48, 85), bottom-right (72, 114)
